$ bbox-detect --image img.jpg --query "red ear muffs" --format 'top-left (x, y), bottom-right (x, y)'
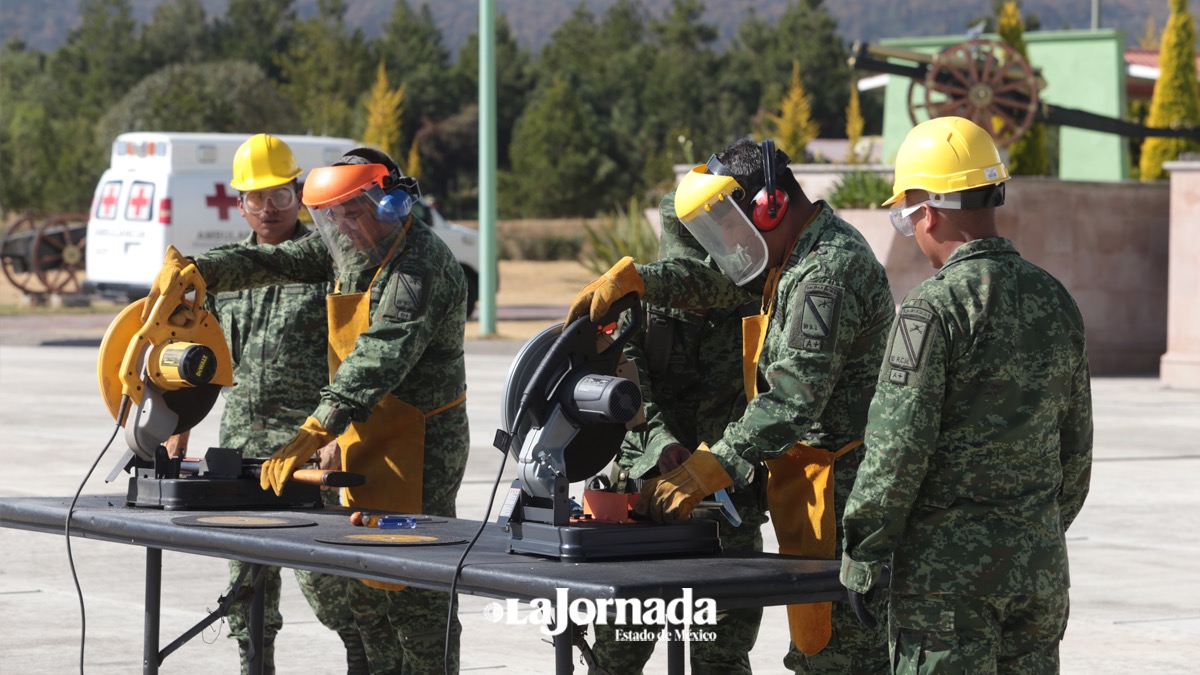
top-left (752, 187), bottom-right (789, 231)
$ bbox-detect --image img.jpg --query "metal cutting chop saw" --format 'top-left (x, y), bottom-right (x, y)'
top-left (96, 262), bottom-right (354, 509)
top-left (495, 294), bottom-right (721, 561)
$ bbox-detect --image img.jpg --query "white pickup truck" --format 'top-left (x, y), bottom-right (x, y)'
top-left (84, 132), bottom-right (481, 314)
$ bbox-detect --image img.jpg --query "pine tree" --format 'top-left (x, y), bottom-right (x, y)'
top-left (769, 61), bottom-right (820, 161)
top-left (405, 137), bottom-right (422, 181)
top-left (998, 0), bottom-right (1048, 176)
top-left (845, 82), bottom-right (865, 163)
top-left (362, 61), bottom-right (405, 160)
top-left (507, 75), bottom-right (615, 217)
top-left (1140, 0), bottom-right (1200, 181)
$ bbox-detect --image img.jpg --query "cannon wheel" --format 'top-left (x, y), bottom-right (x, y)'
top-left (33, 213), bottom-right (88, 295)
top-left (907, 39), bottom-right (1039, 148)
top-left (1, 214), bottom-right (48, 295)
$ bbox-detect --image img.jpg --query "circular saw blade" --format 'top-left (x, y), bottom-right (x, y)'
top-left (97, 297), bottom-right (221, 435)
top-left (499, 322), bottom-right (564, 459)
top-left (499, 322), bottom-right (626, 483)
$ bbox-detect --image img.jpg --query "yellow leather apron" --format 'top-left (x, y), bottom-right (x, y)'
top-left (326, 223), bottom-right (465, 590)
top-left (742, 259), bottom-right (861, 655)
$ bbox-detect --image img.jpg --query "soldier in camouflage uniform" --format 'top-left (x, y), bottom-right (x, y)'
top-left (568, 138), bottom-right (892, 673)
top-left (590, 190), bottom-right (766, 674)
top-left (167, 134), bottom-right (366, 675)
top-left (149, 147), bottom-right (468, 675)
top-left (841, 117), bottom-right (1093, 674)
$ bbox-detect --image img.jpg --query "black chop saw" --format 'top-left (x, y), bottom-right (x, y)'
top-left (96, 261), bottom-right (362, 510)
top-left (494, 294), bottom-right (721, 561)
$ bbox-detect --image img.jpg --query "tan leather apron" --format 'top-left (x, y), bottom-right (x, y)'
top-left (742, 259), bottom-right (861, 655)
top-left (326, 223), bottom-right (465, 590)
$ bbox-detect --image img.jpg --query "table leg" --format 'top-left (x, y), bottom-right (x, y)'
top-left (666, 630), bottom-right (684, 675)
top-left (249, 564), bottom-right (265, 675)
top-left (143, 547), bottom-right (162, 675)
top-left (554, 618), bottom-right (573, 674)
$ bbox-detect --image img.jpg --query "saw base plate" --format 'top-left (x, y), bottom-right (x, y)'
top-left (507, 519), bottom-right (720, 562)
top-left (127, 475), bottom-right (324, 511)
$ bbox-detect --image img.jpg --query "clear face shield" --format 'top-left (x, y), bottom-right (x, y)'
top-left (674, 168), bottom-right (769, 286)
top-left (309, 183), bottom-right (407, 274)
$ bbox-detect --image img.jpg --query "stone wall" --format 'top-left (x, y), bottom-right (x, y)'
top-left (843, 177), bottom-right (1171, 376)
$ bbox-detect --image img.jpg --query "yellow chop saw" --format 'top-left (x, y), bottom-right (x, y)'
top-left (97, 260), bottom-right (362, 509)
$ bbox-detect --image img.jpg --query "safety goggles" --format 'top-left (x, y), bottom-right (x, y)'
top-left (888, 200), bottom-right (928, 237)
top-left (241, 185), bottom-right (297, 214)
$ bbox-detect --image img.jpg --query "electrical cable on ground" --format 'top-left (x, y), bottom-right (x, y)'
top-left (66, 396), bottom-right (129, 675)
top-left (443, 398), bottom-right (528, 675)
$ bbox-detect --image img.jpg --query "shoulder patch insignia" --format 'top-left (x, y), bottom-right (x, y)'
top-left (789, 284), bottom-right (843, 352)
top-left (885, 305), bottom-right (935, 385)
top-left (383, 266), bottom-right (427, 322)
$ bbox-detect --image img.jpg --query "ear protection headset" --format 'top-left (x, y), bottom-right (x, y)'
top-left (751, 140), bottom-right (789, 231)
top-left (334, 147), bottom-right (420, 222)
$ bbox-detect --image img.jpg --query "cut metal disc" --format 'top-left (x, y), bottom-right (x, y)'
top-left (314, 533), bottom-right (467, 546)
top-left (171, 515), bottom-right (317, 528)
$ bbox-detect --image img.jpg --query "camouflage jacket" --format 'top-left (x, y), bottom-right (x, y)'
top-left (206, 225), bottom-right (329, 457)
top-left (194, 216), bottom-right (469, 438)
top-left (841, 237), bottom-right (1093, 596)
top-left (637, 202), bottom-right (895, 486)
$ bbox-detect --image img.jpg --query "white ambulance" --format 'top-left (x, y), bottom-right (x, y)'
top-left (84, 132), bottom-right (481, 313)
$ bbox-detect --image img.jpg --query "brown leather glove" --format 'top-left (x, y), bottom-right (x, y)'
top-left (565, 256), bottom-right (645, 324)
top-left (636, 444), bottom-right (733, 522)
top-left (141, 245), bottom-right (192, 322)
top-left (260, 417), bottom-right (336, 496)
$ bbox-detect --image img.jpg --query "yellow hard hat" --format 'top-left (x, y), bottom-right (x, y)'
top-left (883, 116), bottom-right (1009, 206)
top-left (230, 134), bottom-right (302, 192)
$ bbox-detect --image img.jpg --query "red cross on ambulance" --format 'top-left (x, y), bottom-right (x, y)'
top-left (205, 183), bottom-right (239, 221)
top-left (97, 182), bottom-right (120, 219)
top-left (126, 182), bottom-right (154, 221)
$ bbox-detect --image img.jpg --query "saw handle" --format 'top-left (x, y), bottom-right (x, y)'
top-left (178, 460), bottom-right (366, 487)
top-left (515, 293), bottom-right (642, 431)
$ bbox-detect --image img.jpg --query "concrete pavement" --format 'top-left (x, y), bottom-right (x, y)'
top-left (0, 327), bottom-right (1198, 673)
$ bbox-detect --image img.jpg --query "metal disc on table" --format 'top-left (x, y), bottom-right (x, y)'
top-left (314, 532), bottom-right (467, 546)
top-left (172, 515), bottom-right (317, 528)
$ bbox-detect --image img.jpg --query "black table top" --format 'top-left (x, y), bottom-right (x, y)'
top-left (0, 496), bottom-right (846, 609)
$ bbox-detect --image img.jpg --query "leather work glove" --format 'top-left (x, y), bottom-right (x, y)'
top-left (141, 245), bottom-right (192, 322)
top-left (565, 256), bottom-right (645, 324)
top-left (635, 443), bottom-right (732, 522)
top-left (260, 417), bottom-right (336, 496)
top-left (846, 586), bottom-right (879, 629)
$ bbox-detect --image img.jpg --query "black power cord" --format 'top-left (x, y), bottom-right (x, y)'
top-left (442, 437), bottom-right (514, 675)
top-left (66, 396), bottom-right (130, 675)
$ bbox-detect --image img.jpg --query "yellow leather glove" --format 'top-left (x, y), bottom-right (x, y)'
top-left (635, 444), bottom-right (733, 522)
top-left (565, 256), bottom-right (645, 324)
top-left (140, 245), bottom-right (192, 322)
top-left (260, 416), bottom-right (336, 496)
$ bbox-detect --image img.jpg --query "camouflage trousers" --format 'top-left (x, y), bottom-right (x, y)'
top-left (590, 496), bottom-right (767, 675)
top-left (227, 493), bottom-right (364, 675)
top-left (782, 588), bottom-right (891, 674)
top-left (347, 441), bottom-right (467, 675)
top-left (888, 591), bottom-right (1069, 675)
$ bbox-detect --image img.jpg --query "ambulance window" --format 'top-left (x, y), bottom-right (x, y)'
top-left (197, 145), bottom-right (217, 163)
top-left (95, 181), bottom-right (122, 220)
top-left (125, 181), bottom-right (156, 221)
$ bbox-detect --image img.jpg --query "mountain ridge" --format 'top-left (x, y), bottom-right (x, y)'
top-left (2, 0), bottom-right (1193, 56)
